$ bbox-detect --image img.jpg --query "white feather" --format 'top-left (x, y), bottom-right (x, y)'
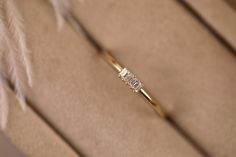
top-left (0, 75), bottom-right (8, 129)
top-left (0, 1), bottom-right (27, 111)
top-left (48, 0), bottom-right (70, 30)
top-left (0, 2), bottom-right (9, 129)
top-left (4, 0), bottom-right (32, 87)
top-left (5, 34), bottom-right (27, 111)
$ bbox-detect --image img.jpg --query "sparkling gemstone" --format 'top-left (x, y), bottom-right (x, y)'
top-left (119, 68), bottom-right (143, 92)
top-left (119, 68), bottom-right (128, 77)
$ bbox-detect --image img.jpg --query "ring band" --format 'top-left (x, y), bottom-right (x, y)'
top-left (100, 50), bottom-right (166, 118)
top-left (64, 12), bottom-right (166, 118)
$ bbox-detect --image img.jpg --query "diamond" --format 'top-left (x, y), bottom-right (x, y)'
top-left (119, 68), bottom-right (128, 77)
top-left (119, 68), bottom-right (143, 92)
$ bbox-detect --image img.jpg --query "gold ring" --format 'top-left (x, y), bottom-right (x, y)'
top-left (100, 50), bottom-right (166, 118)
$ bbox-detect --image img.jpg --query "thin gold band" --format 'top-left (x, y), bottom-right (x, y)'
top-left (100, 50), bottom-right (166, 118)
top-left (64, 11), bottom-right (166, 118)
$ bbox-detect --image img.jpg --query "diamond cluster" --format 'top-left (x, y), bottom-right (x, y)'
top-left (119, 68), bottom-right (143, 92)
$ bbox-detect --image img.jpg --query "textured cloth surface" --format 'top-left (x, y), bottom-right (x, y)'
top-left (185, 0), bottom-right (236, 50)
top-left (2, 0), bottom-right (236, 157)
top-left (0, 132), bottom-right (27, 157)
top-left (2, 90), bottom-right (79, 157)
top-left (71, 0), bottom-right (236, 156)
top-left (15, 0), bottom-right (202, 157)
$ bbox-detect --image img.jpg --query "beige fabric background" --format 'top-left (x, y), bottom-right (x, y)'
top-left (71, 0), bottom-right (236, 156)
top-left (1, 0), bottom-right (236, 157)
top-left (0, 131), bottom-right (27, 157)
top-left (1, 90), bottom-right (78, 157)
top-left (186, 0), bottom-right (236, 50)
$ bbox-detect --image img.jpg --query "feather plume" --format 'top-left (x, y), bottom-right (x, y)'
top-left (0, 1), bottom-right (9, 129)
top-left (1, 0), bottom-right (28, 111)
top-left (0, 74), bottom-right (8, 129)
top-left (0, 18), bottom-right (27, 111)
top-left (48, 0), bottom-right (70, 30)
top-left (4, 0), bottom-right (32, 87)
top-left (0, 0), bottom-right (30, 129)
top-left (48, 0), bottom-right (85, 38)
top-left (7, 49), bottom-right (27, 111)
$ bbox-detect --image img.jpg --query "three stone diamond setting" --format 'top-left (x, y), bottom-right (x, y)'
top-left (119, 68), bottom-right (143, 92)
